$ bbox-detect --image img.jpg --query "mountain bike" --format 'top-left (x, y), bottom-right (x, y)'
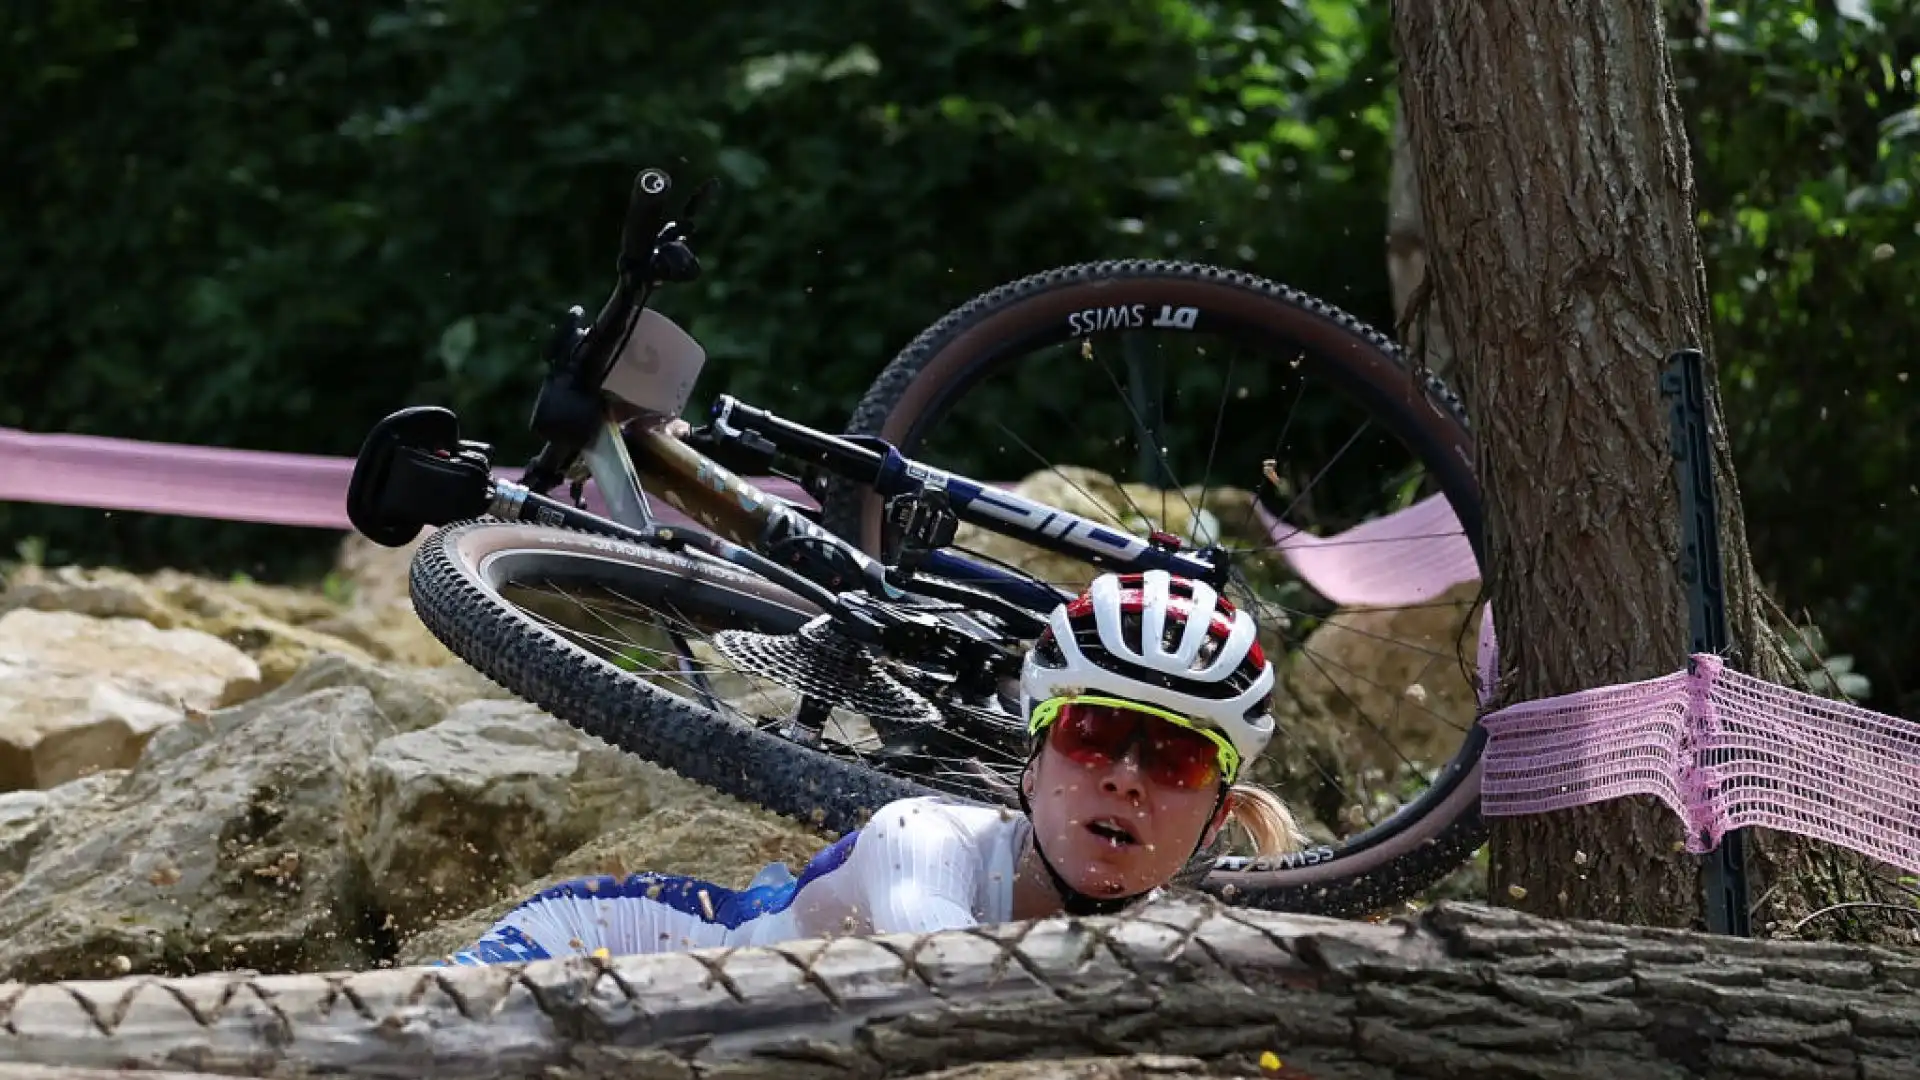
top-left (346, 166), bottom-right (1491, 918)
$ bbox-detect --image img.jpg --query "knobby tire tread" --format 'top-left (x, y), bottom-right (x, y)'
top-left (408, 522), bottom-right (936, 841)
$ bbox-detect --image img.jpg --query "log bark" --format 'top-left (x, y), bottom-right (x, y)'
top-left (0, 897), bottom-right (1913, 1079)
top-left (1391, 0), bottom-right (1896, 937)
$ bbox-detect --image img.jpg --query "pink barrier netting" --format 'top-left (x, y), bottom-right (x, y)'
top-left (1479, 652), bottom-right (1920, 875)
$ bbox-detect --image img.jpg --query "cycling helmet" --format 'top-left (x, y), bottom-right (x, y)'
top-left (1021, 569), bottom-right (1276, 770)
top-left (1014, 569), bottom-right (1277, 916)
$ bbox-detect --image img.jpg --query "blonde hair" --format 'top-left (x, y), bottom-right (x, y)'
top-left (1221, 782), bottom-right (1310, 856)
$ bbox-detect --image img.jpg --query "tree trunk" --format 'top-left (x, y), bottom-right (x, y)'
top-left (1391, 0), bottom-right (1898, 940)
top-left (1385, 101), bottom-right (1454, 378)
top-left (0, 897), bottom-right (1914, 1079)
top-left (1386, 0), bottom-right (1715, 371)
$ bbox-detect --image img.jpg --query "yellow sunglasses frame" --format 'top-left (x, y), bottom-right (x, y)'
top-left (1027, 693), bottom-right (1242, 784)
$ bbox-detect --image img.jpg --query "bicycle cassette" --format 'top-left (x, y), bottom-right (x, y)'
top-left (709, 617), bottom-right (944, 728)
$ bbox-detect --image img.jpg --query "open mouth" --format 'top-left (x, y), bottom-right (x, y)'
top-left (1085, 818), bottom-right (1139, 848)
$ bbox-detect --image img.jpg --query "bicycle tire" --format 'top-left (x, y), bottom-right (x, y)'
top-left (407, 520), bottom-right (946, 839)
top-left (817, 258), bottom-right (1490, 918)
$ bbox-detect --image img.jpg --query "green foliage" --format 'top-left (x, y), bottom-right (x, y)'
top-left (1672, 0), bottom-right (1920, 715)
top-left (0, 0), bottom-right (1395, 579)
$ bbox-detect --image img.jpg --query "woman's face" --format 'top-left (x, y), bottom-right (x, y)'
top-left (1022, 712), bottom-right (1233, 900)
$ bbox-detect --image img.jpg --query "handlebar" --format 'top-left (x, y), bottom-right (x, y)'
top-left (520, 167), bottom-right (698, 494)
top-left (576, 167), bottom-right (678, 386)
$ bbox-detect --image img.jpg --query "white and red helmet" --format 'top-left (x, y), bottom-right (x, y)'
top-left (1019, 569), bottom-right (1277, 772)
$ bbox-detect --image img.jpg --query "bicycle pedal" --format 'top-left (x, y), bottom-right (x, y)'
top-left (881, 491), bottom-right (960, 566)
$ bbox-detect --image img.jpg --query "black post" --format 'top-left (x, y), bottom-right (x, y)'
top-left (1660, 347), bottom-right (1750, 938)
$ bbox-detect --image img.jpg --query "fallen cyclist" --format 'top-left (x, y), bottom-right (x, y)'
top-left (440, 569), bottom-right (1307, 964)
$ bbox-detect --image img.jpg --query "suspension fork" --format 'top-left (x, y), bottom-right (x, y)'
top-left (619, 421), bottom-right (898, 597)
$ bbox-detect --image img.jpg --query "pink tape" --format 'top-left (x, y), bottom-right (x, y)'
top-left (0, 426), bottom-right (815, 532)
top-left (0, 425), bottom-right (1484, 632)
top-left (1259, 491), bottom-right (1479, 609)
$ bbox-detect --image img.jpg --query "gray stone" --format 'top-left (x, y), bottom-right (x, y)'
top-left (0, 686), bottom-right (393, 980)
top-left (361, 699), bottom-right (664, 935)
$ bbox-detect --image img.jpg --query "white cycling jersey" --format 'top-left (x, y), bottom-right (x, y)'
top-left (441, 796), bottom-right (1031, 964)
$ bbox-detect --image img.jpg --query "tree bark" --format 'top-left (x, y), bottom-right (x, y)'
top-left (1385, 0), bottom-right (1712, 374)
top-left (1391, 0), bottom-right (1896, 939)
top-left (0, 897), bottom-right (1913, 1080)
top-left (1385, 101), bottom-right (1454, 379)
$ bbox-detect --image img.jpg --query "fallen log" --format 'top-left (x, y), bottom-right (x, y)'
top-left (0, 897), bottom-right (1912, 1080)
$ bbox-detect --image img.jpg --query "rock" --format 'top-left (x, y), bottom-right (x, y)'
top-left (394, 796), bottom-right (836, 966)
top-left (0, 564), bottom-right (176, 625)
top-left (0, 609), bottom-right (262, 791)
top-left (0, 544), bottom-right (840, 978)
top-left (1258, 579), bottom-right (1485, 839)
top-left (1289, 579), bottom-right (1484, 772)
top-left (331, 532), bottom-right (419, 615)
top-left (0, 791), bottom-right (51, 886)
top-left (1, 563), bottom-right (338, 638)
top-left (145, 572), bottom-right (383, 689)
top-left (0, 642), bottom-right (818, 982)
top-left (360, 700), bottom-right (670, 936)
top-left (0, 559), bottom-right (453, 697)
top-left (141, 651), bottom-right (512, 768)
top-left (323, 532), bottom-right (453, 668)
top-left (0, 685), bottom-right (395, 981)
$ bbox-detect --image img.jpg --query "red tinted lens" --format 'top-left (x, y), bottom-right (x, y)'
top-left (1048, 703), bottom-right (1223, 789)
top-left (1139, 724), bottom-right (1225, 789)
top-left (1049, 702), bottom-right (1138, 765)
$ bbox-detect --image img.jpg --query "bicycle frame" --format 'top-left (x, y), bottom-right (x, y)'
top-left (585, 395), bottom-right (1232, 618)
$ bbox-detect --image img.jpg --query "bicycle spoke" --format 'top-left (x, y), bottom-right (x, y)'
top-left (1084, 335), bottom-right (1206, 538)
top-left (1193, 348), bottom-right (1239, 545)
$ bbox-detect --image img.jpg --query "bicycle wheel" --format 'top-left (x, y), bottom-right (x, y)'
top-left (408, 520), bottom-right (1027, 839)
top-left (817, 259), bottom-right (1491, 918)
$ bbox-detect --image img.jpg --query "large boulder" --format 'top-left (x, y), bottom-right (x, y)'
top-left (0, 684), bottom-right (393, 980)
top-left (0, 608), bottom-right (261, 791)
top-left (141, 650), bottom-right (513, 767)
top-left (0, 645), bottom-right (832, 982)
top-left (1250, 579), bottom-right (1486, 843)
top-left (1288, 578), bottom-right (1485, 776)
top-left (323, 532), bottom-right (452, 667)
top-left (0, 559), bottom-right (453, 692)
top-left (360, 699), bottom-right (668, 937)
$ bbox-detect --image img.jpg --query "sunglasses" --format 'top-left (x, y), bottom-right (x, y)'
top-left (1027, 695), bottom-right (1240, 790)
